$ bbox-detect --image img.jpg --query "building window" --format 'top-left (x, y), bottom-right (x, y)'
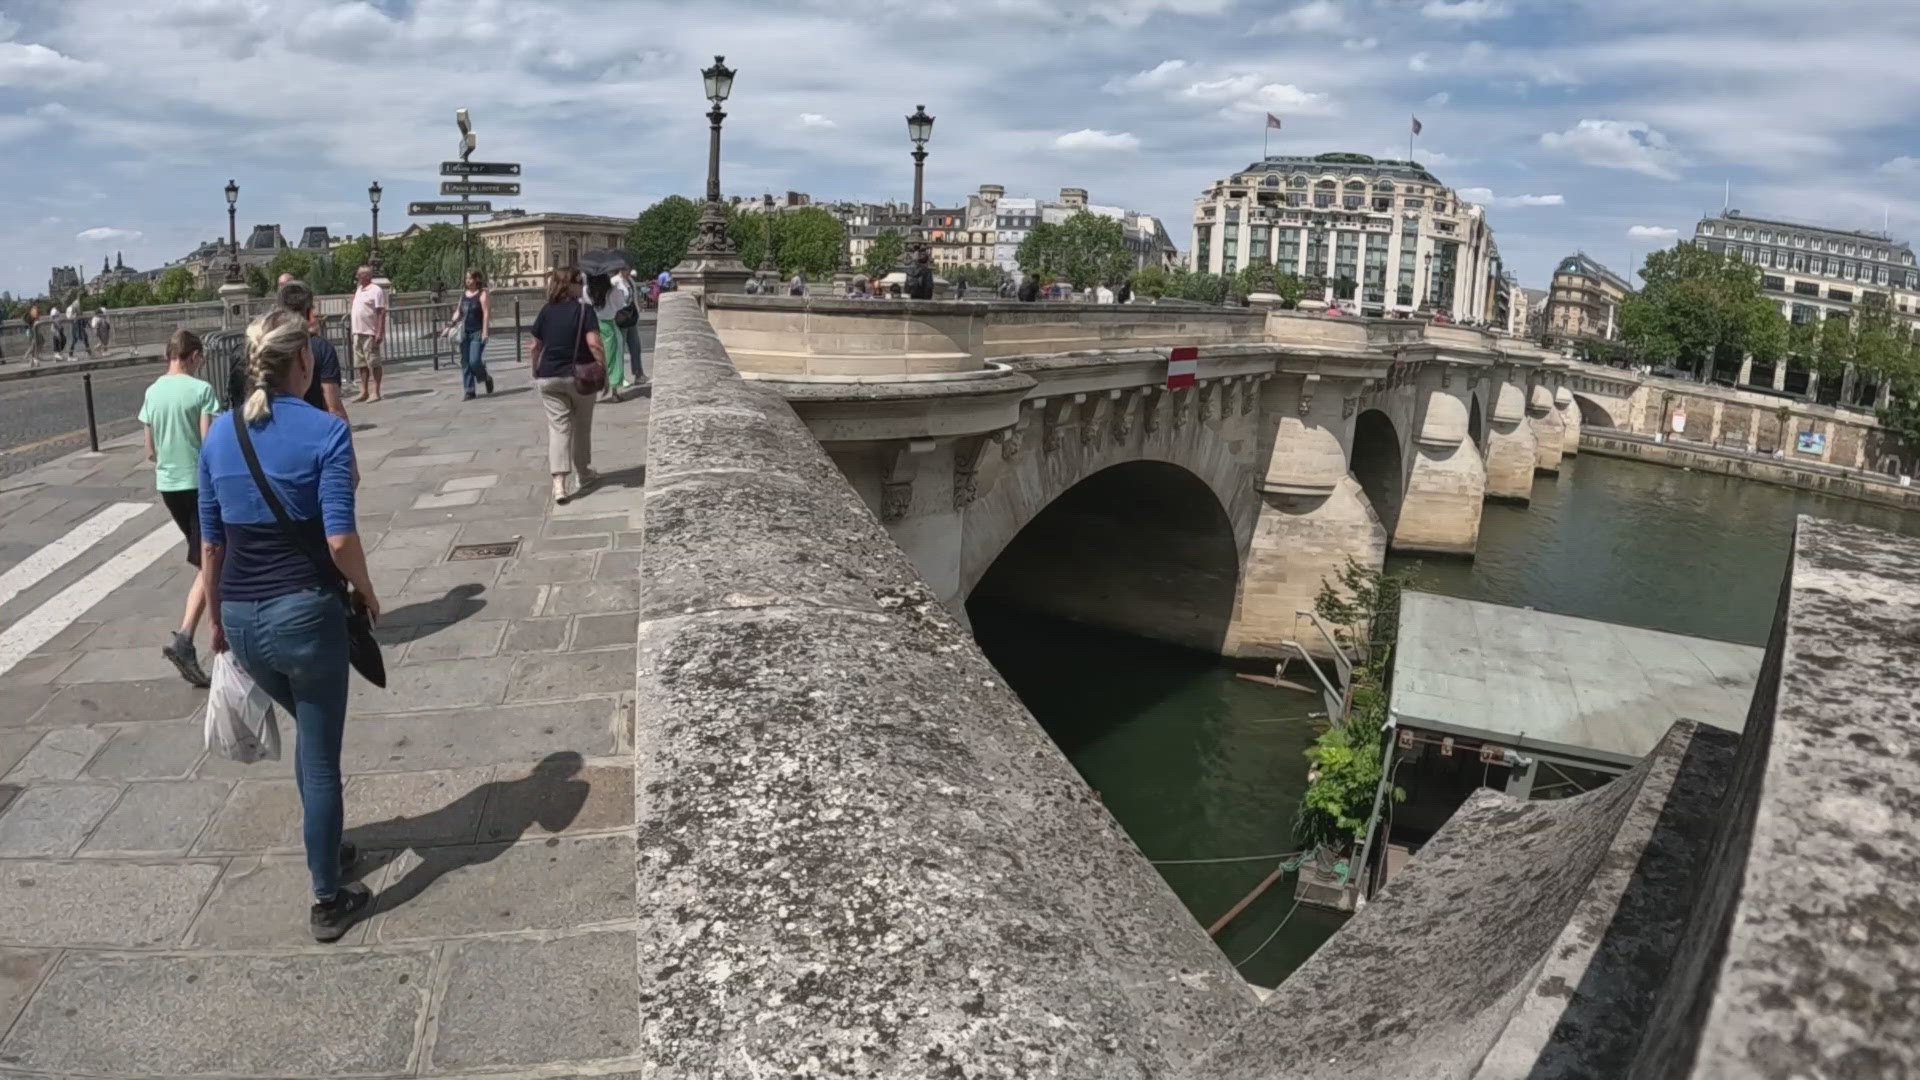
top-left (1793, 279), bottom-right (1818, 296)
top-left (1289, 175), bottom-right (1307, 188)
top-left (1762, 274), bottom-right (1785, 291)
top-left (1264, 175), bottom-right (1280, 187)
top-left (1877, 267), bottom-right (1888, 285)
top-left (1828, 287), bottom-right (1853, 302)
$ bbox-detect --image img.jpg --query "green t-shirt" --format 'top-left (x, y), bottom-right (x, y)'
top-left (138, 373), bottom-right (219, 492)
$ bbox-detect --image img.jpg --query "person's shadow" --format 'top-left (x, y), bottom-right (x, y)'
top-left (375, 583), bottom-right (489, 645)
top-left (345, 751), bottom-right (590, 916)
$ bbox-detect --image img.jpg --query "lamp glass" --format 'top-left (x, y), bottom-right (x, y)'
top-left (369, 181), bottom-right (382, 207)
top-left (224, 180), bottom-right (238, 207)
top-left (703, 56), bottom-right (734, 104)
top-left (907, 105), bottom-right (933, 146)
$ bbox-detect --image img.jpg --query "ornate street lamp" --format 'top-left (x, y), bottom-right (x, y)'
top-left (672, 55), bottom-right (750, 292)
top-left (759, 193), bottom-right (778, 281)
top-left (368, 181), bottom-right (384, 274)
top-left (906, 104), bottom-right (934, 253)
top-left (224, 180), bottom-right (241, 284)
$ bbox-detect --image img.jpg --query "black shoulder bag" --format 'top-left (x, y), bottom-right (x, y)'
top-left (230, 409), bottom-right (387, 687)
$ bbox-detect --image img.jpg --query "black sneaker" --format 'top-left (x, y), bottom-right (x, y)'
top-left (310, 883), bottom-right (373, 943)
top-left (463, 391), bottom-right (476, 401)
top-left (484, 375), bottom-right (495, 395)
top-left (162, 632), bottom-right (210, 688)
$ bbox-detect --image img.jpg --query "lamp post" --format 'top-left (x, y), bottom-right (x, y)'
top-left (906, 104), bottom-right (934, 255)
top-left (224, 180), bottom-right (241, 284)
top-left (1422, 251), bottom-right (1434, 310)
top-left (759, 193), bottom-right (778, 283)
top-left (368, 182), bottom-right (384, 275)
top-left (672, 55), bottom-right (750, 294)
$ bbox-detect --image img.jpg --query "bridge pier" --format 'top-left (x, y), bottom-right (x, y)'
top-left (1225, 373), bottom-right (1385, 658)
top-left (1484, 373), bottom-right (1538, 502)
top-left (1555, 384), bottom-right (1581, 456)
top-left (1393, 365), bottom-right (1486, 556)
top-left (1529, 381), bottom-right (1565, 474)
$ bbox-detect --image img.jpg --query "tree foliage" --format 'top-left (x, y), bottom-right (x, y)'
top-left (627, 196), bottom-right (702, 281)
top-left (861, 229), bottom-right (906, 279)
top-left (1618, 243), bottom-right (1789, 377)
top-left (1130, 266), bottom-right (1169, 299)
top-left (153, 267), bottom-right (196, 304)
top-left (244, 264), bottom-right (273, 298)
top-left (949, 263), bottom-right (1012, 291)
top-left (1015, 212), bottom-right (1134, 289)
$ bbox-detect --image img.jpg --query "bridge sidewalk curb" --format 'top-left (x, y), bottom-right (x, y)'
top-left (0, 350), bottom-right (167, 384)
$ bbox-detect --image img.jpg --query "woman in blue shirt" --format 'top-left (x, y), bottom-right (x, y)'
top-left (198, 309), bottom-right (383, 942)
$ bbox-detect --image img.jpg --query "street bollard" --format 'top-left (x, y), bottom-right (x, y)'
top-left (83, 373), bottom-right (100, 452)
top-left (513, 301), bottom-right (522, 370)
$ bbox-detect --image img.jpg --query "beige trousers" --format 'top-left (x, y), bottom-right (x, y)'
top-left (536, 376), bottom-right (595, 475)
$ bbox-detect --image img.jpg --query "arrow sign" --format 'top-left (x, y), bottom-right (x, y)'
top-left (441, 181), bottom-right (520, 196)
top-left (440, 161), bottom-right (520, 176)
top-left (410, 201), bottom-right (492, 215)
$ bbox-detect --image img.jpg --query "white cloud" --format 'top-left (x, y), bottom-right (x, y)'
top-left (1878, 156), bottom-right (1920, 176)
top-left (1627, 225), bottom-right (1679, 239)
top-left (1408, 52), bottom-right (1432, 72)
top-left (1256, 0), bottom-right (1347, 32)
top-left (1420, 0), bottom-right (1510, 20)
top-left (795, 113), bottom-right (837, 129)
top-left (1342, 36), bottom-right (1378, 50)
top-left (1107, 59), bottom-right (1189, 93)
top-left (1177, 75), bottom-right (1337, 117)
top-left (1540, 120), bottom-right (1686, 180)
top-left (1425, 91), bottom-right (1451, 107)
top-left (77, 226), bottom-right (143, 243)
top-left (1052, 129), bottom-right (1141, 152)
top-left (1459, 187), bottom-right (1564, 207)
top-left (0, 42), bottom-right (94, 85)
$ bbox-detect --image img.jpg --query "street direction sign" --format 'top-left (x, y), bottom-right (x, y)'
top-left (410, 201), bottom-right (493, 215)
top-left (440, 181), bottom-right (520, 196)
top-left (440, 161), bottom-right (520, 176)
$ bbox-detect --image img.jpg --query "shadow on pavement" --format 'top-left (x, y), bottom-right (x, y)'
top-left (581, 466), bottom-right (646, 497)
top-left (375, 583), bottom-right (488, 645)
top-left (346, 751), bottom-right (590, 916)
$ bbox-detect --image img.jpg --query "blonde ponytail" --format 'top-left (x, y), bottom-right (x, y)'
top-left (242, 310), bottom-right (309, 423)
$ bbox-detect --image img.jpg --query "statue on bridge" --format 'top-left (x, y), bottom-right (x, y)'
top-left (904, 246), bottom-right (934, 301)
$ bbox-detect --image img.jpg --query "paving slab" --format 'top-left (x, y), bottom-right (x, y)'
top-left (544, 514), bottom-right (632, 538)
top-left (21, 678), bottom-right (205, 730)
top-left (0, 686), bottom-right (57, 731)
top-left (0, 949), bottom-right (433, 1077)
top-left (81, 780), bottom-right (231, 856)
top-left (351, 656), bottom-right (513, 713)
top-left (401, 559), bottom-right (503, 598)
top-left (70, 615), bottom-right (181, 651)
top-left (506, 647), bottom-right (635, 703)
top-left (56, 645), bottom-right (180, 685)
top-left (498, 554), bottom-right (595, 586)
top-left (543, 579), bottom-right (641, 616)
top-left (1, 726), bottom-right (108, 782)
top-left (371, 833), bottom-right (633, 942)
top-left (456, 515), bottom-right (546, 547)
top-left (535, 533), bottom-right (612, 553)
top-left (85, 718), bottom-right (207, 780)
top-left (427, 930), bottom-right (640, 1071)
top-left (0, 653), bottom-right (77, 686)
top-left (441, 474), bottom-right (499, 492)
top-left (0, 783), bottom-right (120, 855)
top-left (197, 778), bottom-right (304, 852)
top-left (186, 853), bottom-right (381, 948)
top-left (502, 617), bottom-right (571, 653)
top-left (344, 766), bottom-right (495, 848)
top-left (571, 613), bottom-right (639, 649)
top-left (0, 948), bottom-right (54, 1037)
top-left (413, 489), bottom-right (482, 509)
top-left (0, 859), bottom-right (223, 947)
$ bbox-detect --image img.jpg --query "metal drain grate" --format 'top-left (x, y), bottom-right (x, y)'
top-left (448, 539), bottom-right (520, 562)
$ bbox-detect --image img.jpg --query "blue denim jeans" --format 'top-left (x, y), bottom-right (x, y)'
top-left (460, 331), bottom-right (490, 394)
top-left (222, 589), bottom-right (351, 901)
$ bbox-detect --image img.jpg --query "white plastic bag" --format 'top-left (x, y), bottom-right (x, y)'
top-left (202, 652), bottom-right (281, 763)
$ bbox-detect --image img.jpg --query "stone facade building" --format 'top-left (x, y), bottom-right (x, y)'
top-left (1190, 152), bottom-right (1502, 321)
top-left (1693, 209), bottom-right (1920, 332)
top-left (470, 211), bottom-right (634, 288)
top-left (1543, 252), bottom-right (1631, 345)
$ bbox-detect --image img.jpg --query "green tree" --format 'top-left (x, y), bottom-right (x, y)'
top-left (1130, 265), bottom-right (1169, 299)
top-left (1619, 243), bottom-right (1781, 378)
top-left (862, 229), bottom-right (906, 279)
top-left (1015, 222), bottom-right (1060, 277)
top-left (1786, 317), bottom-right (1821, 370)
top-left (1015, 212), bottom-right (1133, 289)
top-left (153, 267), bottom-right (196, 304)
top-left (1817, 315), bottom-right (1853, 379)
top-left (244, 264), bottom-right (273, 298)
top-left (775, 207), bottom-right (847, 279)
top-left (1851, 293), bottom-right (1909, 382)
top-left (267, 250), bottom-right (315, 284)
top-left (627, 196), bottom-right (702, 281)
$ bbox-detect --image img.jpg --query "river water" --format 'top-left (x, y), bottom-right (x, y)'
top-left (971, 454), bottom-right (1920, 989)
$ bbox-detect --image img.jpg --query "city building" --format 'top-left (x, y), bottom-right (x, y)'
top-left (982, 186), bottom-right (1176, 275)
top-left (1693, 209), bottom-right (1920, 332)
top-left (469, 210), bottom-right (633, 288)
top-left (1522, 288), bottom-right (1549, 339)
top-left (1543, 253), bottom-right (1632, 345)
top-left (1189, 152), bottom-right (1501, 318)
top-left (47, 266), bottom-right (81, 301)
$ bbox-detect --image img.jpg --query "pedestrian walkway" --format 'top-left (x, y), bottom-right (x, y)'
top-left (0, 363), bottom-right (652, 1076)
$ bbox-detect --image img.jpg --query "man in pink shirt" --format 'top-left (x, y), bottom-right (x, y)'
top-left (350, 265), bottom-right (388, 403)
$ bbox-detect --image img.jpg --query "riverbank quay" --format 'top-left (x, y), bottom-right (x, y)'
top-left (1580, 426), bottom-right (1920, 512)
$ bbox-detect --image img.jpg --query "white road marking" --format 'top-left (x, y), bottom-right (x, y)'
top-left (0, 522), bottom-right (179, 677)
top-left (0, 501), bottom-right (151, 611)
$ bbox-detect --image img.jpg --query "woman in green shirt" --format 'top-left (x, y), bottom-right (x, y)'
top-left (140, 329), bottom-right (219, 687)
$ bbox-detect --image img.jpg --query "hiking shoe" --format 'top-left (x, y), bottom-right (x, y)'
top-left (310, 883), bottom-right (373, 943)
top-left (162, 632), bottom-right (210, 688)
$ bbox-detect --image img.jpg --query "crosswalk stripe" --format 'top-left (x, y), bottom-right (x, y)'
top-left (0, 522), bottom-right (180, 677)
top-left (0, 501), bottom-right (152, 612)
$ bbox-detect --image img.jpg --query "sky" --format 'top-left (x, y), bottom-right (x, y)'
top-left (3, 0), bottom-right (1918, 298)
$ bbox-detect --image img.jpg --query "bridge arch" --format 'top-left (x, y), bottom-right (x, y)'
top-left (1350, 409), bottom-right (1405, 537)
top-left (1572, 393), bottom-right (1617, 428)
top-left (965, 460), bottom-right (1243, 655)
top-left (1467, 394), bottom-right (1485, 453)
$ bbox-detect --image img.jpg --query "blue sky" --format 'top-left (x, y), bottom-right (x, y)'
top-left (3, 0), bottom-right (1918, 298)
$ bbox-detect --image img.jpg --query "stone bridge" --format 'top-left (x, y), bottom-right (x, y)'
top-left (710, 294), bottom-right (1586, 657)
top-left (638, 292), bottom-right (1920, 1076)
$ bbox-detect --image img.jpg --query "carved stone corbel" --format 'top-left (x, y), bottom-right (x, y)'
top-left (1440, 364), bottom-right (1452, 389)
top-left (1242, 376), bottom-right (1256, 416)
top-left (1110, 389), bottom-right (1134, 443)
top-left (1042, 395), bottom-right (1080, 455)
top-left (1342, 395), bottom-right (1358, 420)
top-left (996, 406), bottom-right (1029, 461)
top-left (1142, 387), bottom-right (1165, 435)
top-left (1198, 381), bottom-right (1216, 422)
top-left (952, 434), bottom-right (991, 509)
top-left (1172, 388), bottom-right (1189, 433)
top-left (1297, 372), bottom-right (1320, 417)
top-left (881, 438), bottom-right (936, 521)
top-left (1080, 392), bottom-right (1111, 450)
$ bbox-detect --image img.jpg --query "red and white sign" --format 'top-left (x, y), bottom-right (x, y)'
top-left (1166, 346), bottom-right (1198, 390)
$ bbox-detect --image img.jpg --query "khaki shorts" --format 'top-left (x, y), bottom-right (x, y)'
top-left (352, 333), bottom-right (383, 369)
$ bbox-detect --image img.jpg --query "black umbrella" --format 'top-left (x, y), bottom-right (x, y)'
top-left (579, 249), bottom-right (633, 275)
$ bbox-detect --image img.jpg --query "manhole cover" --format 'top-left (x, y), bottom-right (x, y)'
top-left (448, 540), bottom-right (520, 561)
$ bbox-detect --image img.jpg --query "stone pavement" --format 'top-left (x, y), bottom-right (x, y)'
top-left (0, 363), bottom-right (653, 1077)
